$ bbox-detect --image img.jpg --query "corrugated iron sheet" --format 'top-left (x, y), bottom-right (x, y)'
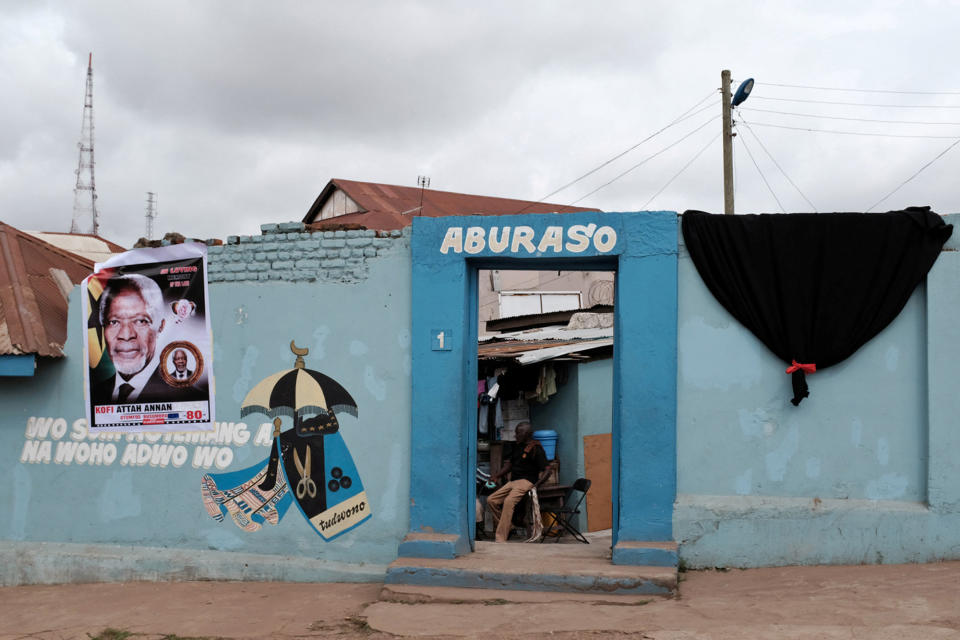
top-left (0, 222), bottom-right (94, 357)
top-left (305, 178), bottom-right (601, 230)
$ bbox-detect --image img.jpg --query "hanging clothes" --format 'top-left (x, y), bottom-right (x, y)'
top-left (681, 207), bottom-right (952, 405)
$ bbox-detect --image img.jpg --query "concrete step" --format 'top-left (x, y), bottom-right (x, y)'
top-left (386, 541), bottom-right (677, 596)
top-left (381, 583), bottom-right (670, 605)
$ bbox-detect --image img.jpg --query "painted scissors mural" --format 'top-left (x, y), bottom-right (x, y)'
top-left (200, 341), bottom-right (371, 540)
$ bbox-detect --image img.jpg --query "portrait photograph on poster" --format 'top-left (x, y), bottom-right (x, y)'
top-left (82, 243), bottom-right (215, 432)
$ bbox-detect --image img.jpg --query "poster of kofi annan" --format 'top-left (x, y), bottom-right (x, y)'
top-left (82, 243), bottom-right (215, 433)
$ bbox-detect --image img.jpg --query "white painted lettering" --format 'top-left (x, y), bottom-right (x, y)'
top-left (26, 417), bottom-right (54, 439)
top-left (537, 226), bottom-right (564, 253)
top-left (511, 226), bottom-right (536, 253)
top-left (232, 423), bottom-right (250, 446)
top-left (33, 441), bottom-right (52, 463)
top-left (214, 447), bottom-right (234, 469)
top-left (192, 445), bottom-right (218, 469)
top-left (136, 444), bottom-right (153, 465)
top-left (488, 227), bottom-right (510, 253)
top-left (254, 422), bottom-right (274, 446)
top-left (71, 419), bottom-right (88, 441)
top-left (119, 444), bottom-right (138, 466)
top-left (171, 446), bottom-right (188, 467)
top-left (75, 442), bottom-right (91, 464)
top-left (439, 227), bottom-right (463, 254)
top-left (150, 444), bottom-right (175, 467)
top-left (49, 418), bottom-right (68, 440)
top-left (21, 439), bottom-right (42, 463)
top-left (464, 227), bottom-right (486, 254)
top-left (566, 224), bottom-right (595, 252)
top-left (96, 443), bottom-right (117, 465)
top-left (55, 441), bottom-right (79, 464)
top-left (593, 226), bottom-right (617, 252)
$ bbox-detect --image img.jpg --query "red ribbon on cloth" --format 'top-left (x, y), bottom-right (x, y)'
top-left (785, 360), bottom-right (816, 374)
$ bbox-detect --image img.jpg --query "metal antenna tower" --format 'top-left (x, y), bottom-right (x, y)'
top-left (70, 53), bottom-right (99, 235)
top-left (145, 192), bottom-right (157, 240)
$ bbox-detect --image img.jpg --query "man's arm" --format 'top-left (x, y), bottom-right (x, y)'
top-left (533, 460), bottom-right (556, 488)
top-left (491, 460), bottom-right (512, 484)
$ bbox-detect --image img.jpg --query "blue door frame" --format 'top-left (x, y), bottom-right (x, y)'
top-left (402, 212), bottom-right (678, 565)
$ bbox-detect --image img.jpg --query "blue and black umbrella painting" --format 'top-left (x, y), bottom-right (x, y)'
top-left (201, 341), bottom-right (371, 540)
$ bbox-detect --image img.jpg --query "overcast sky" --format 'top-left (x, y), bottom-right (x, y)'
top-left (2, 1), bottom-right (960, 247)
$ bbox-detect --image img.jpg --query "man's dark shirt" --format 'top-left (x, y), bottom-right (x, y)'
top-left (507, 440), bottom-right (547, 484)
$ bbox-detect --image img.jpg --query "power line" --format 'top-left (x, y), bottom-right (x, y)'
top-left (756, 82), bottom-right (960, 96)
top-left (568, 115), bottom-right (717, 206)
top-left (746, 121), bottom-right (960, 139)
top-left (516, 91), bottom-right (719, 212)
top-left (741, 107), bottom-right (960, 126)
top-left (738, 129), bottom-right (785, 213)
top-left (738, 117), bottom-right (817, 211)
top-left (866, 137), bottom-right (960, 212)
top-left (751, 96), bottom-right (960, 109)
top-left (642, 132), bottom-right (720, 209)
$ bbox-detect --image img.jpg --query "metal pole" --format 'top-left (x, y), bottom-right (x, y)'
top-left (721, 69), bottom-right (734, 215)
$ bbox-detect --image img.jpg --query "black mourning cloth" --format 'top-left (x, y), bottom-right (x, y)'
top-left (681, 207), bottom-right (952, 405)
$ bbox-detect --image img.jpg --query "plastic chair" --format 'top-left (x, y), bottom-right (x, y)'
top-left (539, 478), bottom-right (591, 543)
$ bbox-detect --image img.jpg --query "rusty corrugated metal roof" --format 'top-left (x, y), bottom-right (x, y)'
top-left (0, 221), bottom-right (94, 357)
top-left (23, 230), bottom-right (125, 263)
top-left (304, 179), bottom-right (601, 230)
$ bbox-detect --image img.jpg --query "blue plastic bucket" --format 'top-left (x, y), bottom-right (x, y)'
top-left (533, 429), bottom-right (559, 460)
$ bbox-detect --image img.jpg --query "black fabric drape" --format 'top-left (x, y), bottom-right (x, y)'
top-left (681, 207), bottom-right (952, 405)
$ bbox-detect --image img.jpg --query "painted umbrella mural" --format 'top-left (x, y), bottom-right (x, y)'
top-left (201, 341), bottom-right (371, 540)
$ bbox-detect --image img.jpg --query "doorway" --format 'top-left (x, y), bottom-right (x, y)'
top-left (475, 267), bottom-right (615, 544)
top-left (405, 211), bottom-right (678, 566)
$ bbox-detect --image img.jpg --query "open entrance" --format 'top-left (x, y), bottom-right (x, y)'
top-left (474, 268), bottom-right (615, 546)
top-left (404, 211), bottom-right (678, 567)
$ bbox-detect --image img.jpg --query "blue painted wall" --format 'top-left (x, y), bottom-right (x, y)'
top-left (674, 213), bottom-right (960, 567)
top-left (4, 208), bottom-right (959, 583)
top-left (0, 226), bottom-right (413, 585)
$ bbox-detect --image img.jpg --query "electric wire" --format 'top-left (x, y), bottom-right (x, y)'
top-left (568, 114), bottom-right (717, 206)
top-left (738, 116), bottom-right (818, 211)
top-left (642, 132), bottom-right (720, 209)
top-left (741, 107), bottom-right (960, 127)
top-left (514, 91), bottom-right (719, 213)
top-left (746, 121), bottom-right (960, 139)
top-left (866, 137), bottom-right (960, 212)
top-left (756, 82), bottom-right (960, 96)
top-left (751, 96), bottom-right (960, 109)
top-left (738, 127), bottom-right (785, 213)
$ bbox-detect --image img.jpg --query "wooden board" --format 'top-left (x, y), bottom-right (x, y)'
top-left (583, 433), bottom-right (612, 532)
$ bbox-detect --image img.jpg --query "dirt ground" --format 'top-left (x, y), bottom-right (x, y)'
top-left (2, 561), bottom-right (959, 639)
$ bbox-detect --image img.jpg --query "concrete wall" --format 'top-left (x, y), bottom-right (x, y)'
top-left (477, 269), bottom-right (615, 335)
top-left (3, 209), bottom-right (958, 584)
top-left (1, 224), bottom-right (413, 585)
top-left (674, 213), bottom-right (960, 568)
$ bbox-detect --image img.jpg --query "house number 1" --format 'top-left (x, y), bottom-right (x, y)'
top-left (431, 329), bottom-right (452, 351)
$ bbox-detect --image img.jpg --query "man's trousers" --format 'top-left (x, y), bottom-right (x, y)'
top-left (486, 479), bottom-right (533, 542)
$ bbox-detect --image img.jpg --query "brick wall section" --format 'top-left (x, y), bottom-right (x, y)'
top-left (206, 222), bottom-right (408, 283)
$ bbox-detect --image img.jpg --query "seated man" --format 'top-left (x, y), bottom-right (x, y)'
top-left (487, 421), bottom-right (553, 542)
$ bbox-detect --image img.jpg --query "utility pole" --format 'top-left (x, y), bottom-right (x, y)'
top-left (721, 69), bottom-right (734, 215)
